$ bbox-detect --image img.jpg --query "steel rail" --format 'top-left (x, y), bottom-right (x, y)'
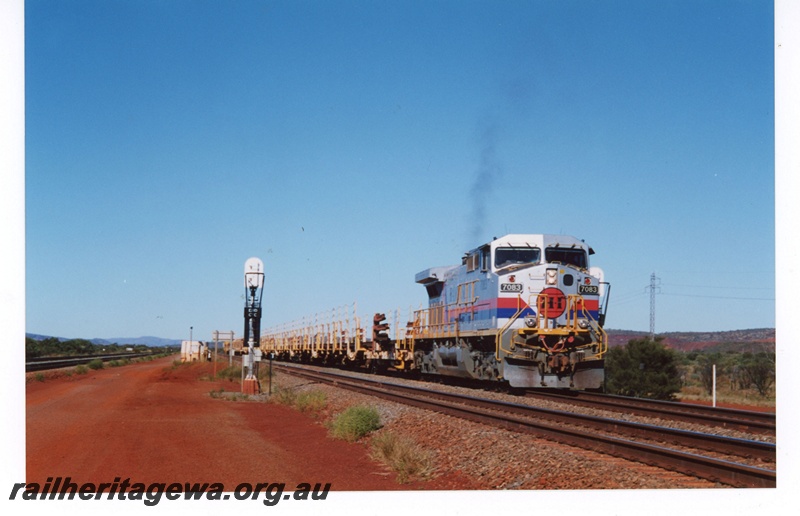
top-left (285, 366), bottom-right (774, 460)
top-left (524, 390), bottom-right (776, 434)
top-left (25, 352), bottom-right (161, 372)
top-left (275, 364), bottom-right (776, 488)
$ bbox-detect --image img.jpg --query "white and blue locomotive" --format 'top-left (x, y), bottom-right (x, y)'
top-left (409, 234), bottom-right (609, 389)
top-left (261, 233), bottom-right (609, 390)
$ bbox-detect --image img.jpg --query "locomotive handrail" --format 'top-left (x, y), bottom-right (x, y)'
top-left (524, 292), bottom-right (608, 358)
top-left (495, 297), bottom-right (526, 361)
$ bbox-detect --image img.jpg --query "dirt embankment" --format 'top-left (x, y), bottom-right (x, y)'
top-left (25, 358), bottom-right (424, 490)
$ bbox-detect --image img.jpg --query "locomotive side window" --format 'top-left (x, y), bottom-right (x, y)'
top-left (468, 246), bottom-right (491, 273)
top-left (544, 248), bottom-right (587, 269)
top-left (495, 248), bottom-right (540, 269)
top-left (466, 253), bottom-right (479, 272)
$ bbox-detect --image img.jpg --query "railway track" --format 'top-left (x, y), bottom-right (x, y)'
top-left (274, 363), bottom-right (776, 488)
top-left (524, 389), bottom-right (776, 435)
top-left (25, 351), bottom-right (161, 372)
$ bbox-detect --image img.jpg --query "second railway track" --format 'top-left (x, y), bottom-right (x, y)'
top-left (26, 351), bottom-right (162, 372)
top-left (523, 389), bottom-right (775, 435)
top-left (273, 363), bottom-right (776, 488)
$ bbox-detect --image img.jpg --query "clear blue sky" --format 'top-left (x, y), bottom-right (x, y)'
top-left (25, 0), bottom-right (776, 341)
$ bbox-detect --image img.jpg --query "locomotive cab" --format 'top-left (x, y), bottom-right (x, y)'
top-left (413, 234), bottom-right (609, 389)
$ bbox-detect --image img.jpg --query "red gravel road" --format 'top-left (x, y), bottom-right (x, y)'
top-left (26, 357), bottom-right (433, 490)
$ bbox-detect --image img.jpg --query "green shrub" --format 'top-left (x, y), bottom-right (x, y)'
top-left (371, 431), bottom-right (434, 483)
top-left (75, 365), bottom-right (89, 375)
top-left (295, 390), bottom-right (327, 415)
top-left (605, 337), bottom-right (682, 400)
top-left (87, 359), bottom-right (105, 370)
top-left (330, 405), bottom-right (381, 442)
top-left (738, 352), bottom-right (775, 397)
top-left (35, 373), bottom-right (45, 382)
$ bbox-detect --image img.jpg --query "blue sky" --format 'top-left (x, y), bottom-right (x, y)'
top-left (24, 0), bottom-right (776, 341)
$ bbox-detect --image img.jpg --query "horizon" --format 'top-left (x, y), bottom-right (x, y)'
top-left (25, 326), bottom-right (778, 345)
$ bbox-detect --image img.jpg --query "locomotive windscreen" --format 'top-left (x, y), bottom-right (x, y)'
top-left (495, 248), bottom-right (541, 269)
top-left (544, 248), bottom-right (587, 268)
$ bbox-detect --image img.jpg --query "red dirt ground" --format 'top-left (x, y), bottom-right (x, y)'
top-left (677, 398), bottom-right (776, 413)
top-left (26, 357), bottom-right (448, 490)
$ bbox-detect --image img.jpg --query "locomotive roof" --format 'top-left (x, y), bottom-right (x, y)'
top-left (482, 234), bottom-right (590, 253)
top-left (415, 234), bottom-right (595, 283)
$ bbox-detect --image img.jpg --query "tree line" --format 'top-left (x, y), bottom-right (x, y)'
top-left (25, 337), bottom-right (173, 361)
top-left (604, 337), bottom-right (775, 400)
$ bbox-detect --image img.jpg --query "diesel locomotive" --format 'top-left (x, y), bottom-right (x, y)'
top-left (260, 234), bottom-right (610, 389)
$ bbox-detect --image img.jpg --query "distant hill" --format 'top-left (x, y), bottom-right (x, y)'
top-left (606, 328), bottom-right (775, 353)
top-left (26, 333), bottom-right (69, 342)
top-left (26, 334), bottom-right (182, 347)
top-left (94, 336), bottom-right (183, 347)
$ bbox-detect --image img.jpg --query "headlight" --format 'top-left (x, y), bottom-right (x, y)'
top-left (525, 316), bottom-right (537, 328)
top-left (578, 319), bottom-right (589, 329)
top-left (546, 269), bottom-right (557, 285)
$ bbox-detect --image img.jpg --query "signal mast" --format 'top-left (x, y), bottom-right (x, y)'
top-left (243, 257), bottom-right (264, 394)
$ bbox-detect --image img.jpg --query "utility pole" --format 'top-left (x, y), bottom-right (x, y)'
top-left (646, 272), bottom-right (661, 340)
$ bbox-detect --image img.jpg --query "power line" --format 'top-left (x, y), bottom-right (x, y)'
top-left (660, 292), bottom-right (775, 301)
top-left (660, 283), bottom-right (774, 291)
top-left (612, 294), bottom-right (647, 307)
top-left (612, 290), bottom-right (647, 303)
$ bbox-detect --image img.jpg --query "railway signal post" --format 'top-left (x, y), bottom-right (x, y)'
top-left (242, 257), bottom-right (264, 395)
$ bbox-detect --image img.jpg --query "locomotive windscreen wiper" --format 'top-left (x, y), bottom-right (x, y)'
top-left (497, 262), bottom-right (535, 274)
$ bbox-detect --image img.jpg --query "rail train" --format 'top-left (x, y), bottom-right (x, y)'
top-left (255, 234), bottom-right (610, 389)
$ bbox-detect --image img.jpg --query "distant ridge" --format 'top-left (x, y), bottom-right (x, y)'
top-left (26, 333), bottom-right (182, 347)
top-left (606, 328), bottom-right (775, 353)
top-left (96, 336), bottom-right (184, 347)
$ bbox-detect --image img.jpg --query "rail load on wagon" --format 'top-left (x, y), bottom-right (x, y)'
top-left (260, 234), bottom-right (610, 390)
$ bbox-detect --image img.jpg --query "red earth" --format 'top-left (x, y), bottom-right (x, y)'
top-left (677, 398), bottom-right (776, 413)
top-left (26, 357), bottom-right (451, 491)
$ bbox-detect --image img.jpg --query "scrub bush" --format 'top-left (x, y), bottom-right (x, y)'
top-left (371, 431), bottom-right (434, 483)
top-left (295, 390), bottom-right (327, 415)
top-left (605, 337), bottom-right (682, 400)
top-left (330, 405), bottom-right (381, 442)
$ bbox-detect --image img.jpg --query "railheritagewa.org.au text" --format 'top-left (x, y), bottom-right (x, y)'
top-left (9, 477), bottom-right (331, 506)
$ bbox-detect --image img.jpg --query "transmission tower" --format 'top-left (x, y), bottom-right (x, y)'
top-left (646, 272), bottom-right (661, 339)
